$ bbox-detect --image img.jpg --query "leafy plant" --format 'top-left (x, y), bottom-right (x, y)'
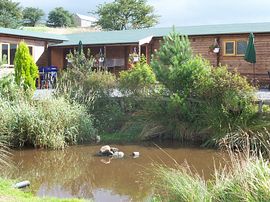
top-left (0, 0), bottom-right (22, 28)
top-left (22, 7), bottom-right (45, 26)
top-left (47, 7), bottom-right (75, 27)
top-left (94, 0), bottom-right (159, 30)
top-left (14, 42), bottom-right (38, 90)
top-left (119, 56), bottom-right (156, 95)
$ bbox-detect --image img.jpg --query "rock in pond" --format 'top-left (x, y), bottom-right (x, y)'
top-left (99, 145), bottom-right (113, 156)
top-left (132, 152), bottom-right (140, 158)
top-left (98, 145), bottom-right (124, 158)
top-left (112, 151), bottom-right (124, 158)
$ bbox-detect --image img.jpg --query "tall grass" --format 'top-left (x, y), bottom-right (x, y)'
top-left (0, 96), bottom-right (95, 149)
top-left (0, 137), bottom-right (11, 172)
top-left (152, 151), bottom-right (270, 202)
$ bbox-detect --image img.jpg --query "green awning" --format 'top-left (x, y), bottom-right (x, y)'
top-left (244, 33), bottom-right (256, 64)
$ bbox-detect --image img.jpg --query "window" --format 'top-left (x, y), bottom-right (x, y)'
top-left (1, 43), bottom-right (9, 64)
top-left (10, 44), bottom-right (17, 65)
top-left (0, 43), bottom-right (33, 66)
top-left (224, 41), bottom-right (235, 55)
top-left (236, 41), bottom-right (247, 55)
top-left (28, 46), bottom-right (33, 56)
top-left (224, 40), bottom-right (247, 56)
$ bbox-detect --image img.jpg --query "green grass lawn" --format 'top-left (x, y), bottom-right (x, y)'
top-left (0, 178), bottom-right (87, 202)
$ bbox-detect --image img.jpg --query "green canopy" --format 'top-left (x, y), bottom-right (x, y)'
top-left (244, 33), bottom-right (256, 64)
top-left (78, 40), bottom-right (83, 55)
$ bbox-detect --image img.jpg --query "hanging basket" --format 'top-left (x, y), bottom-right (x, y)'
top-left (213, 47), bottom-right (220, 53)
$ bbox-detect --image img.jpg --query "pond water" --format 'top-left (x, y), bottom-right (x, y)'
top-left (10, 142), bottom-right (227, 202)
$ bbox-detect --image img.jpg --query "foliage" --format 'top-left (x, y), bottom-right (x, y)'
top-left (0, 178), bottom-right (85, 202)
top-left (0, 137), bottom-right (11, 172)
top-left (151, 29), bottom-right (193, 94)
top-left (94, 0), bottom-right (159, 30)
top-left (0, 0), bottom-right (22, 28)
top-left (47, 7), bottom-right (75, 27)
top-left (152, 152), bottom-right (270, 202)
top-left (0, 96), bottom-right (95, 149)
top-left (219, 128), bottom-right (270, 158)
top-left (0, 77), bottom-right (96, 149)
top-left (56, 64), bottom-right (124, 133)
top-left (0, 75), bottom-right (31, 101)
top-left (137, 29), bottom-right (256, 143)
top-left (66, 49), bottom-right (95, 70)
top-left (22, 7), bottom-right (44, 26)
top-left (14, 42), bottom-right (38, 90)
top-left (119, 56), bottom-right (156, 95)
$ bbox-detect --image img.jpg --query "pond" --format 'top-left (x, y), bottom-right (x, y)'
top-left (10, 142), bottom-right (227, 202)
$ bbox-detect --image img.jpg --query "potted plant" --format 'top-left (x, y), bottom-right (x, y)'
top-left (209, 44), bottom-right (220, 53)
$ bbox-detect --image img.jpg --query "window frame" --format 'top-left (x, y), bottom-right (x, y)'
top-left (0, 43), bottom-right (10, 65)
top-left (10, 43), bottom-right (18, 66)
top-left (223, 40), bottom-right (247, 57)
top-left (236, 40), bottom-right (247, 56)
top-left (223, 41), bottom-right (236, 56)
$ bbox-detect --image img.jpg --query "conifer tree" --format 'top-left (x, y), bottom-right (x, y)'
top-left (14, 42), bottom-right (38, 90)
top-left (151, 29), bottom-right (192, 93)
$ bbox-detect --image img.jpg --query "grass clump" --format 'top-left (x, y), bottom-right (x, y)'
top-left (0, 97), bottom-right (95, 149)
top-left (0, 75), bottom-right (96, 149)
top-left (0, 178), bottom-right (85, 202)
top-left (152, 152), bottom-right (270, 202)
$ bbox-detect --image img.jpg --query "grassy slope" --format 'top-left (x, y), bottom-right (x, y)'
top-left (22, 26), bottom-right (100, 35)
top-left (0, 178), bottom-right (86, 202)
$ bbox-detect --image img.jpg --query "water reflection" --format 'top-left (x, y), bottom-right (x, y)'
top-left (11, 143), bottom-right (227, 201)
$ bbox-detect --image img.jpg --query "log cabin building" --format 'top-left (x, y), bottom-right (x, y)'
top-left (1, 22), bottom-right (270, 85)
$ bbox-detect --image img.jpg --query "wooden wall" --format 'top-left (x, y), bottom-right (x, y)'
top-left (51, 48), bottom-right (64, 69)
top-left (151, 33), bottom-right (270, 84)
top-left (0, 35), bottom-right (48, 66)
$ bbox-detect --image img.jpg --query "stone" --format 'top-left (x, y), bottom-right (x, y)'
top-left (112, 151), bottom-right (124, 158)
top-left (110, 147), bottom-right (119, 153)
top-left (100, 145), bottom-right (111, 154)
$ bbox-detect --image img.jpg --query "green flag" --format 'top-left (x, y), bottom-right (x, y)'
top-left (244, 33), bottom-right (256, 64)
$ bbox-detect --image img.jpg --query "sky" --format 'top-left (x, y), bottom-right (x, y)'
top-left (14, 0), bottom-right (270, 27)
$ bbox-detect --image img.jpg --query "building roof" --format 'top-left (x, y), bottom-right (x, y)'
top-left (0, 27), bottom-right (67, 41)
top-left (75, 14), bottom-right (97, 22)
top-left (51, 22), bottom-right (270, 47)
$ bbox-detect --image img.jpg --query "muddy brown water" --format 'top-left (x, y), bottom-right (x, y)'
top-left (10, 142), bottom-right (227, 202)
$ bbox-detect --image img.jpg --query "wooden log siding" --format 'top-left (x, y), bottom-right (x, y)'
top-left (151, 34), bottom-right (270, 85)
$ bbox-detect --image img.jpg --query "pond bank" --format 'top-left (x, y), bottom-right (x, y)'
top-left (0, 178), bottom-right (85, 202)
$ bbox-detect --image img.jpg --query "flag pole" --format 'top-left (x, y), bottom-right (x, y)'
top-left (253, 63), bottom-right (255, 86)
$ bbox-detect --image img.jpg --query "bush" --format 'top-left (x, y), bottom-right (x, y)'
top-left (137, 29), bottom-right (256, 143)
top-left (0, 96), bottom-right (95, 149)
top-left (57, 66), bottom-right (125, 133)
top-left (119, 56), bottom-right (156, 95)
top-left (14, 42), bottom-right (38, 90)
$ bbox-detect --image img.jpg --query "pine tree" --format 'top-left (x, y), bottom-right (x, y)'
top-left (151, 29), bottom-right (192, 93)
top-left (14, 42), bottom-right (38, 90)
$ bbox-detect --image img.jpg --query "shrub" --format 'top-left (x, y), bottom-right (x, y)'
top-left (57, 67), bottom-right (124, 133)
top-left (14, 42), bottom-right (38, 90)
top-left (137, 29), bottom-right (256, 143)
top-left (119, 56), bottom-right (156, 95)
top-left (0, 96), bottom-right (95, 149)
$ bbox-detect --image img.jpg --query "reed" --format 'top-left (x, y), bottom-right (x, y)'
top-left (152, 151), bottom-right (270, 202)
